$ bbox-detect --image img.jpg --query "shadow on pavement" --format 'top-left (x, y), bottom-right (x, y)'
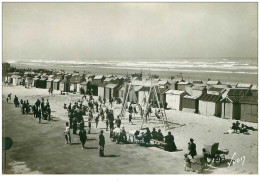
top-left (85, 146), bottom-right (98, 149)
top-left (103, 154), bottom-right (120, 157)
top-left (70, 143), bottom-right (81, 145)
top-left (87, 138), bottom-right (97, 141)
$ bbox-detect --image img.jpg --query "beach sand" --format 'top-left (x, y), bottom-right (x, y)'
top-left (2, 85), bottom-right (258, 174)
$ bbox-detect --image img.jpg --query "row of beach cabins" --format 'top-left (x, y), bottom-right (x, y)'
top-left (5, 71), bottom-right (258, 123)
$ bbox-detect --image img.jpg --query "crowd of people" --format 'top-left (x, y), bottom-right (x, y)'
top-left (7, 93), bottom-right (52, 124)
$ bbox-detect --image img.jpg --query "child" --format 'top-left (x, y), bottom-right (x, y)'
top-left (64, 122), bottom-right (71, 144)
top-left (184, 154), bottom-right (192, 172)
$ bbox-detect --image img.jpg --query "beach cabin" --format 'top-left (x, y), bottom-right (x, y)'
top-left (221, 89), bottom-right (251, 120)
top-left (53, 79), bottom-right (61, 90)
top-left (70, 74), bottom-right (82, 93)
top-left (165, 90), bottom-right (189, 110)
top-left (192, 80), bottom-right (203, 85)
top-left (159, 87), bottom-right (170, 106)
top-left (181, 95), bottom-right (199, 113)
top-left (59, 79), bottom-right (70, 92)
top-left (207, 87), bottom-right (226, 96)
top-left (80, 81), bottom-right (88, 94)
top-left (93, 75), bottom-right (105, 83)
top-left (191, 86), bottom-right (207, 98)
top-left (157, 80), bottom-right (171, 89)
top-left (251, 85), bottom-right (258, 97)
top-left (207, 80), bottom-right (221, 86)
top-left (198, 94), bottom-right (222, 117)
top-left (46, 79), bottom-right (53, 90)
top-left (32, 78), bottom-right (39, 87)
top-left (239, 96), bottom-right (258, 123)
top-left (236, 83), bottom-right (252, 89)
top-left (177, 82), bottom-right (192, 91)
top-left (168, 80), bottom-right (179, 90)
top-left (11, 75), bottom-right (22, 86)
top-left (38, 78), bottom-right (47, 89)
top-left (226, 82), bottom-right (238, 88)
top-left (105, 84), bottom-right (120, 101)
top-left (138, 86), bottom-right (150, 106)
top-left (25, 77), bottom-right (33, 88)
top-left (88, 81), bottom-right (99, 96)
top-left (104, 77), bottom-right (115, 84)
top-left (98, 83), bottom-right (106, 98)
top-left (118, 86), bottom-right (126, 100)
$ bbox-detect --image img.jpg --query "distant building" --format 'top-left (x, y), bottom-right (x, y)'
top-left (177, 81), bottom-right (192, 91)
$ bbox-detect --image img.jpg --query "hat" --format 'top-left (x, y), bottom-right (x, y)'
top-left (190, 138), bottom-right (194, 142)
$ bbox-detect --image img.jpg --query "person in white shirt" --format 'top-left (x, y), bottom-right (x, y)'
top-left (64, 122), bottom-right (71, 144)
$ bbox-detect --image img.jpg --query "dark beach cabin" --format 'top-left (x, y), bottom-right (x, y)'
top-left (181, 95), bottom-right (200, 113)
top-left (221, 88), bottom-right (251, 120)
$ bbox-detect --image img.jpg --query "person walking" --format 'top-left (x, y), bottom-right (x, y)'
top-left (72, 117), bottom-right (77, 135)
top-left (99, 130), bottom-right (105, 157)
top-left (95, 114), bottom-right (99, 128)
top-left (64, 122), bottom-right (71, 144)
top-left (47, 107), bottom-right (51, 121)
top-left (129, 113), bottom-right (133, 125)
top-left (79, 128), bottom-right (87, 150)
top-left (38, 108), bottom-right (42, 123)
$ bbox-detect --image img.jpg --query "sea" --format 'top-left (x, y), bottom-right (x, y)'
top-left (6, 58), bottom-right (258, 84)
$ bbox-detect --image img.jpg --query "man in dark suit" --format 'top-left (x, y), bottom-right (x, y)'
top-left (79, 128), bottom-right (87, 150)
top-left (99, 130), bottom-right (105, 157)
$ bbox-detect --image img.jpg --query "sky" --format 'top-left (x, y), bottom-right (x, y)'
top-left (2, 3), bottom-right (258, 60)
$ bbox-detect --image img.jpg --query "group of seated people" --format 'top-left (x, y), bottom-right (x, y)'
top-left (231, 121), bottom-right (257, 134)
top-left (151, 128), bottom-right (164, 141)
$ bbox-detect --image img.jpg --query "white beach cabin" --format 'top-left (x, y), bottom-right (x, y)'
top-left (165, 90), bottom-right (189, 110)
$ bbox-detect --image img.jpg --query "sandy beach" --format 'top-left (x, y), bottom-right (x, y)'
top-left (2, 85), bottom-right (258, 174)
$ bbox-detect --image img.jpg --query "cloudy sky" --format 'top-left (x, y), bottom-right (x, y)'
top-left (2, 3), bottom-right (257, 60)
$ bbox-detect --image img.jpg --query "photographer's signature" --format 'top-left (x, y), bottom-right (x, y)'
top-left (227, 152), bottom-right (245, 167)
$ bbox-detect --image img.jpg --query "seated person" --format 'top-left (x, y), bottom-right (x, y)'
top-left (239, 124), bottom-right (248, 133)
top-left (157, 129), bottom-right (164, 141)
top-left (151, 128), bottom-right (158, 140)
top-left (143, 128), bottom-right (151, 144)
top-left (231, 123), bottom-right (238, 133)
top-left (164, 132), bottom-right (177, 152)
top-left (120, 127), bottom-right (127, 142)
top-left (244, 124), bottom-right (258, 131)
